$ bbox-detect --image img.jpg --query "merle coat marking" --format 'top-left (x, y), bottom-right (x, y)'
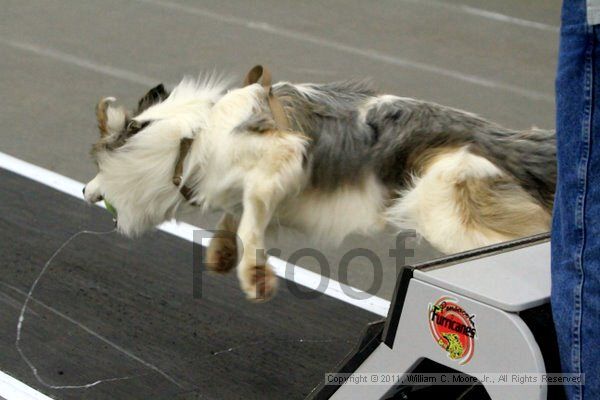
top-left (84, 75), bottom-right (555, 300)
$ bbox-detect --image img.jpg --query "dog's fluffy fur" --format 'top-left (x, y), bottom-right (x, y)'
top-left (84, 74), bottom-right (555, 300)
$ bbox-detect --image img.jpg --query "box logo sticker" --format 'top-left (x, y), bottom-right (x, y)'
top-left (428, 296), bottom-right (477, 365)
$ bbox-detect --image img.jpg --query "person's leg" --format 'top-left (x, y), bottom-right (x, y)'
top-left (552, 1), bottom-right (600, 398)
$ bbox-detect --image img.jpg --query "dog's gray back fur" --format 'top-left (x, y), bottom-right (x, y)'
top-left (273, 82), bottom-right (556, 209)
top-left (274, 81), bottom-right (378, 188)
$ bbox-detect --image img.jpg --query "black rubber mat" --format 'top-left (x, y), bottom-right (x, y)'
top-left (0, 168), bottom-right (377, 400)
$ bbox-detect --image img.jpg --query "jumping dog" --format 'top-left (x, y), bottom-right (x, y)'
top-left (83, 66), bottom-right (555, 301)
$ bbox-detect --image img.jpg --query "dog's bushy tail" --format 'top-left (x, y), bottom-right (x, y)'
top-left (479, 127), bottom-right (556, 210)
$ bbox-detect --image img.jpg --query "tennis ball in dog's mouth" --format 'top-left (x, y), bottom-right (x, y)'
top-left (104, 199), bottom-right (117, 218)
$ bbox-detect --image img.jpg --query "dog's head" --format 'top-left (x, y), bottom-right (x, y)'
top-left (87, 84), bottom-right (170, 161)
top-left (83, 83), bottom-right (195, 237)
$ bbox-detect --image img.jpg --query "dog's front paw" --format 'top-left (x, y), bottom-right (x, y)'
top-left (239, 264), bottom-right (277, 302)
top-left (205, 235), bottom-right (238, 274)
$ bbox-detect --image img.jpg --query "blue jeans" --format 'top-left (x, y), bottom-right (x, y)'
top-left (552, 1), bottom-right (600, 399)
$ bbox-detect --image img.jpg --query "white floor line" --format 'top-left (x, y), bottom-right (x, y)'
top-left (131, 0), bottom-right (552, 102)
top-left (0, 30), bottom-right (553, 105)
top-left (0, 152), bottom-right (390, 317)
top-left (0, 370), bottom-right (53, 400)
top-left (3, 29), bottom-right (552, 103)
top-left (0, 151), bottom-right (389, 399)
top-left (399, 0), bottom-right (559, 33)
top-left (0, 0), bottom-right (529, 103)
top-left (0, 38), bottom-right (158, 87)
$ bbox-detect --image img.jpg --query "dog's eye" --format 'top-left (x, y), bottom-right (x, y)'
top-left (126, 120), bottom-right (139, 132)
top-left (126, 120), bottom-right (150, 135)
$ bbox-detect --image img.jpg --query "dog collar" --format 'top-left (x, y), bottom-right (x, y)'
top-left (172, 137), bottom-right (197, 204)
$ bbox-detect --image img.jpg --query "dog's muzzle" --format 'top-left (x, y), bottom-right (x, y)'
top-left (82, 185), bottom-right (103, 203)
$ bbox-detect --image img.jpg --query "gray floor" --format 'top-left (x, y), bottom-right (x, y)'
top-left (0, 169), bottom-right (376, 400)
top-left (0, 0), bottom-right (560, 300)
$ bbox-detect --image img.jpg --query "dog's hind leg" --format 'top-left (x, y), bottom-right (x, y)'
top-left (386, 147), bottom-right (551, 254)
top-left (206, 213), bottom-right (239, 274)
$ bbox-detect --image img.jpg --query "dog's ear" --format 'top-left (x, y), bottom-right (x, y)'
top-left (137, 84), bottom-right (169, 113)
top-left (96, 97), bottom-right (116, 137)
top-left (244, 65), bottom-right (264, 86)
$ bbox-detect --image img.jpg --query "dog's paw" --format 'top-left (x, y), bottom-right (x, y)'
top-left (205, 236), bottom-right (238, 274)
top-left (240, 265), bottom-right (277, 302)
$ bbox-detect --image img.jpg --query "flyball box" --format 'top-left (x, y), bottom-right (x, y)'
top-left (308, 233), bottom-right (566, 400)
